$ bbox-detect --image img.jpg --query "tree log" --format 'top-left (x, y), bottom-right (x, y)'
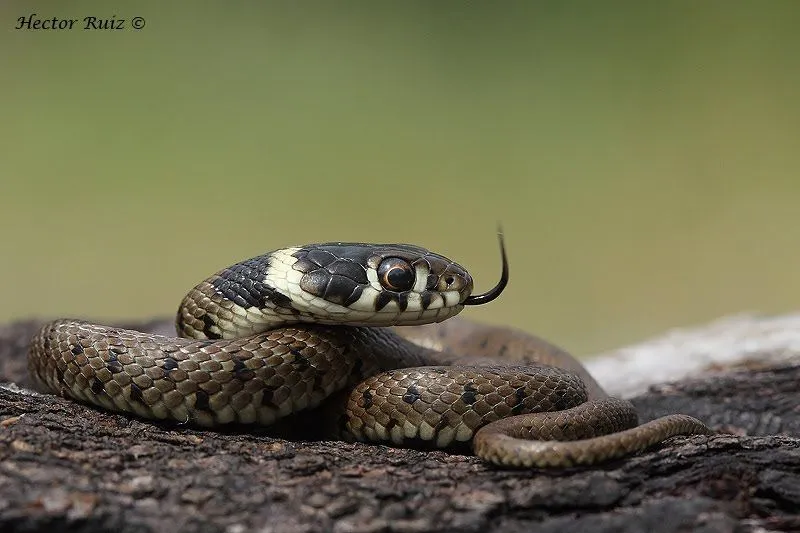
top-left (1, 319), bottom-right (798, 533)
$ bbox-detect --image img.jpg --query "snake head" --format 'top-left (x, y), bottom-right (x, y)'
top-left (269, 242), bottom-right (476, 326)
top-left (180, 237), bottom-right (508, 338)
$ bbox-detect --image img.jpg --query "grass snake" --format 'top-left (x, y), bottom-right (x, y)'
top-left (28, 237), bottom-right (713, 468)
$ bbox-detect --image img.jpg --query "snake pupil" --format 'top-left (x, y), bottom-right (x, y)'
top-left (377, 258), bottom-right (415, 292)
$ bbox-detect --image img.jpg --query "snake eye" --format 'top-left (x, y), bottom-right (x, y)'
top-left (377, 258), bottom-right (415, 292)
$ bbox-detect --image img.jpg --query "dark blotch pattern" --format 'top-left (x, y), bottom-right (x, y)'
top-left (270, 290), bottom-right (293, 308)
top-left (402, 385), bottom-right (421, 405)
top-left (91, 378), bottom-right (104, 395)
top-left (70, 344), bottom-right (83, 356)
top-left (434, 416), bottom-right (450, 433)
top-left (107, 353), bottom-right (123, 374)
top-left (421, 292), bottom-right (432, 310)
top-left (374, 292), bottom-right (393, 312)
top-left (361, 390), bottom-right (373, 409)
top-left (290, 349), bottom-right (311, 370)
top-left (129, 382), bottom-right (145, 405)
top-left (212, 255), bottom-right (292, 310)
top-left (461, 383), bottom-right (477, 405)
top-left (261, 387), bottom-right (278, 409)
top-left (396, 292), bottom-right (409, 312)
top-left (201, 314), bottom-right (222, 340)
top-left (194, 390), bottom-right (211, 412)
top-left (232, 357), bottom-right (253, 380)
top-left (511, 387), bottom-right (527, 415)
top-left (162, 357), bottom-right (179, 371)
top-left (426, 274), bottom-right (438, 290)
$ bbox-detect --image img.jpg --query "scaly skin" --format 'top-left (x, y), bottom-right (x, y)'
top-left (27, 243), bottom-right (713, 468)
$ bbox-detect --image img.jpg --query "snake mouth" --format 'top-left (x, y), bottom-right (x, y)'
top-left (462, 231), bottom-right (508, 306)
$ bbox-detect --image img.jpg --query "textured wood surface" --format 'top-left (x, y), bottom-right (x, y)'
top-left (1, 319), bottom-right (798, 533)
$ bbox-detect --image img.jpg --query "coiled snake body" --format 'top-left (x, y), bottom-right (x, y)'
top-left (28, 239), bottom-right (712, 468)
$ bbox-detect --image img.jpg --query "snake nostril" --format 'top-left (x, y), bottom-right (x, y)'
top-left (445, 276), bottom-right (455, 286)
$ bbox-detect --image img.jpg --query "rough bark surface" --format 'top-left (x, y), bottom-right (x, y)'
top-left (1, 319), bottom-right (799, 533)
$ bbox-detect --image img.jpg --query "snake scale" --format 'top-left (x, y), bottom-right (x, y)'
top-left (28, 237), bottom-right (713, 468)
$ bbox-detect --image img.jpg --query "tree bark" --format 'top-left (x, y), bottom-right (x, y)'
top-left (1, 319), bottom-right (798, 533)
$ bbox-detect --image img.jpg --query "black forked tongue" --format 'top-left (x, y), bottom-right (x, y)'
top-left (463, 231), bottom-right (508, 306)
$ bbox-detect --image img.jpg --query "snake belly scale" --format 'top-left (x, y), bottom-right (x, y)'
top-left (28, 239), bottom-right (713, 468)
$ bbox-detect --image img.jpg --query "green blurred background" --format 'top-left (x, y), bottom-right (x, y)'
top-left (3, 1), bottom-right (799, 356)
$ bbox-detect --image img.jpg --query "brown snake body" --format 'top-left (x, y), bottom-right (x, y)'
top-left (28, 240), bottom-right (713, 468)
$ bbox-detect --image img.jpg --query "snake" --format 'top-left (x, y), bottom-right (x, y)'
top-left (27, 236), bottom-right (713, 468)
